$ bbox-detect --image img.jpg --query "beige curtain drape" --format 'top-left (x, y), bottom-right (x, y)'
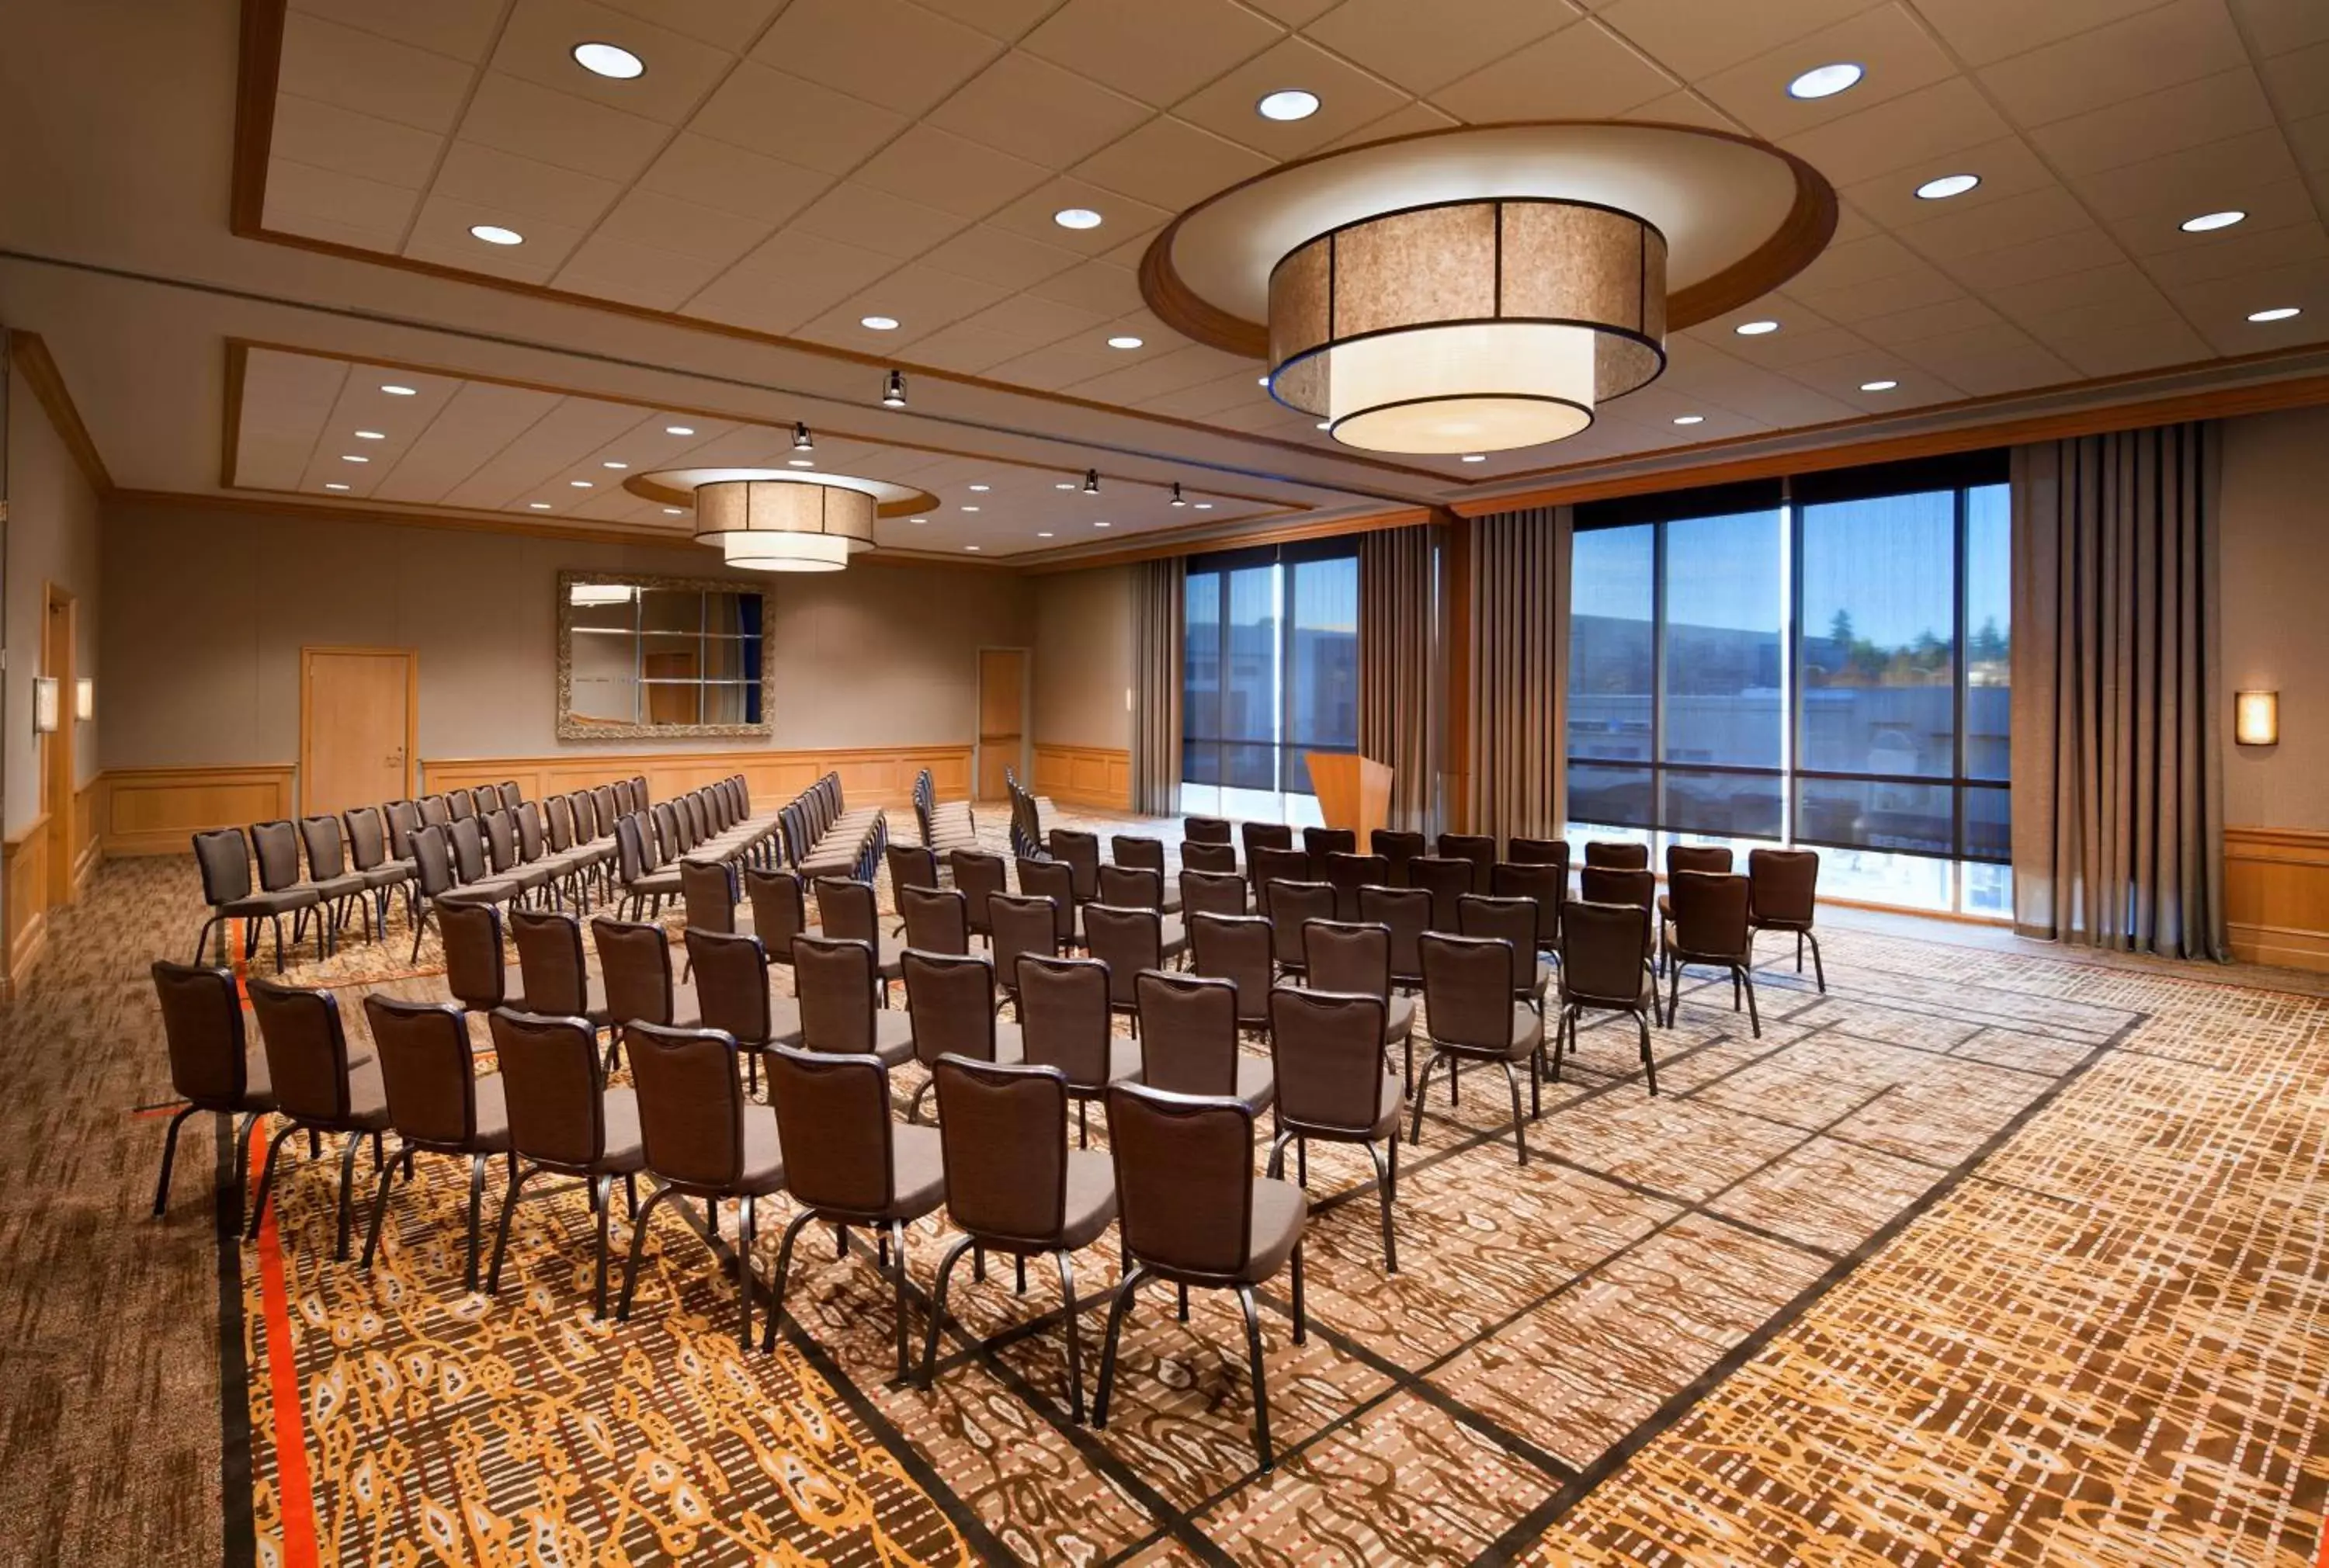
top-left (2011, 421), bottom-right (2227, 959)
top-left (1466, 505), bottom-right (1570, 847)
top-left (1129, 556), bottom-right (1184, 817)
top-left (1359, 523), bottom-right (1442, 833)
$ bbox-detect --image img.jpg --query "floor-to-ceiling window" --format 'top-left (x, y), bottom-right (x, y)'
top-left (1565, 454), bottom-right (2011, 914)
top-left (1182, 539), bottom-right (1359, 825)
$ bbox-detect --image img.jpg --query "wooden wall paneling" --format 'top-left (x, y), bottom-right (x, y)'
top-left (99, 765), bottom-right (297, 856)
top-left (1033, 744), bottom-right (1133, 811)
top-left (71, 780), bottom-right (101, 893)
top-left (3, 817), bottom-right (51, 994)
top-left (418, 745), bottom-right (974, 814)
top-left (2223, 825), bottom-right (2329, 972)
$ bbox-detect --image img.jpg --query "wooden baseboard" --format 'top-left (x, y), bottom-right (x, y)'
top-left (2224, 824), bottom-right (2329, 973)
top-left (1033, 744), bottom-right (1132, 811)
top-left (99, 764), bottom-right (297, 856)
top-left (420, 744), bottom-right (973, 814)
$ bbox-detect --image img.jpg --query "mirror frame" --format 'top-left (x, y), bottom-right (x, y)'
top-left (555, 567), bottom-right (776, 741)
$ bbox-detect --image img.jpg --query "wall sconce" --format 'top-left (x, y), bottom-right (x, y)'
top-left (2234, 689), bottom-right (2279, 747)
top-left (31, 677), bottom-right (59, 735)
top-left (75, 677), bottom-right (94, 722)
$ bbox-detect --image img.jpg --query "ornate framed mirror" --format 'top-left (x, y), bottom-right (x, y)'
top-left (556, 570), bottom-right (774, 741)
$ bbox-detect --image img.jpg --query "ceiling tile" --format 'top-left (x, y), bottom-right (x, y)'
top-left (269, 93), bottom-right (444, 189)
top-left (634, 133), bottom-right (831, 224)
top-left (985, 176), bottom-right (1171, 255)
top-left (1777, 77), bottom-right (2011, 188)
top-left (591, 187), bottom-right (770, 264)
top-left (1064, 342), bottom-right (1248, 402)
top-left (926, 50), bottom-right (1153, 167)
top-left (790, 180), bottom-right (969, 258)
top-left (918, 223), bottom-right (1085, 289)
top-left (1834, 133), bottom-right (2057, 230)
top-left (1853, 293), bottom-right (2007, 344)
top-left (279, 12), bottom-right (479, 134)
top-left (262, 208), bottom-right (416, 252)
top-left (2229, 0), bottom-right (2329, 54)
top-left (1977, 0), bottom-right (2247, 129)
top-left (2096, 174), bottom-right (2318, 255)
top-left (689, 60), bottom-right (910, 175)
top-left (490, 0), bottom-right (737, 125)
top-left (1942, 224), bottom-right (2129, 290)
top-left (2158, 255), bottom-right (2327, 345)
top-left (2136, 214), bottom-right (2329, 286)
top-left (2288, 112), bottom-right (2329, 175)
top-left (1171, 36), bottom-right (1412, 156)
top-left (264, 157), bottom-right (420, 243)
top-left (290, 0), bottom-right (507, 63)
top-left (2026, 68), bottom-right (2276, 175)
top-left (2260, 38), bottom-right (2329, 120)
top-left (953, 290), bottom-right (1113, 346)
top-left (1305, 0), bottom-right (1579, 96)
top-left (366, 380), bottom-right (552, 502)
top-left (404, 191), bottom-right (585, 278)
top-left (825, 262), bottom-right (1014, 340)
top-left (852, 123), bottom-right (1053, 218)
top-left (1071, 116), bottom-right (1273, 212)
top-left (1134, 370), bottom-right (1276, 419)
top-left (2029, 302), bottom-right (2213, 376)
top-left (748, 0), bottom-right (1005, 116)
top-left (553, 233), bottom-right (734, 308)
top-left (1692, 5), bottom-right (1958, 140)
top-left (1430, 20), bottom-right (1677, 122)
top-left (1594, 0), bottom-right (1876, 82)
top-left (911, 0), bottom-right (1059, 42)
top-left (684, 227), bottom-right (904, 331)
top-left (1911, 0), bottom-right (2178, 68)
top-left (1892, 185), bottom-right (2097, 262)
top-left (595, 0), bottom-right (789, 51)
top-left (1024, 258), bottom-right (1147, 316)
top-left (1613, 89), bottom-right (1745, 131)
top-left (457, 69), bottom-right (673, 181)
top-left (1786, 263), bottom-right (1968, 324)
top-left (1888, 321), bottom-right (2077, 394)
top-left (1983, 259), bottom-right (2171, 321)
top-left (881, 319), bottom-right (1029, 373)
top-left (433, 137), bottom-right (625, 227)
top-left (1318, 99), bottom-right (1461, 152)
top-left (1021, 0), bottom-right (1284, 107)
top-left (1243, 0), bottom-right (1340, 26)
top-left (1785, 231), bottom-right (1931, 293)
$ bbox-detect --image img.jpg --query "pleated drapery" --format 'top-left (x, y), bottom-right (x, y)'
top-left (1466, 505), bottom-right (1570, 848)
top-left (1129, 556), bottom-right (1184, 816)
top-left (1359, 523), bottom-right (1442, 833)
top-left (2010, 422), bottom-right (2227, 959)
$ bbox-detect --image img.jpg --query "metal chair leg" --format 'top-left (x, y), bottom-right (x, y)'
top-left (1056, 1251), bottom-right (1085, 1424)
top-left (592, 1172), bottom-right (614, 1320)
top-left (762, 1209), bottom-right (819, 1352)
top-left (1637, 1011), bottom-right (1659, 1095)
top-left (737, 1195), bottom-right (758, 1351)
top-left (1236, 1284), bottom-right (1274, 1472)
top-left (1738, 964), bottom-right (1761, 1037)
top-left (485, 1164), bottom-right (533, 1295)
top-left (247, 1122), bottom-right (301, 1240)
top-left (1408, 1051), bottom-right (1442, 1147)
top-left (889, 1218), bottom-right (911, 1383)
top-left (1091, 1262), bottom-right (1147, 1428)
top-left (358, 1147), bottom-right (399, 1269)
top-left (1500, 1060), bottom-right (1528, 1164)
top-left (1289, 1241), bottom-right (1306, 1345)
top-left (333, 1131), bottom-right (364, 1259)
top-left (617, 1184), bottom-right (679, 1320)
top-left (918, 1234), bottom-right (975, 1388)
top-left (1366, 1140), bottom-right (1398, 1274)
top-left (1806, 929), bottom-right (1825, 992)
top-left (152, 1105), bottom-right (197, 1217)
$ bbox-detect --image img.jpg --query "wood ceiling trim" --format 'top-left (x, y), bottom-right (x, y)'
top-left (227, 0), bottom-right (284, 239)
top-left (9, 331), bottom-right (114, 496)
top-left (1015, 505), bottom-right (1438, 574)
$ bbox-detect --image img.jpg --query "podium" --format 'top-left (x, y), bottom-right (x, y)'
top-left (1306, 753), bottom-right (1394, 845)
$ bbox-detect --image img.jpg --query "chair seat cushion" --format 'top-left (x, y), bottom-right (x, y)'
top-left (337, 1057), bottom-right (394, 1129)
top-left (887, 1123), bottom-right (946, 1218)
top-left (223, 887), bottom-right (321, 916)
top-left (1385, 993), bottom-right (1416, 1045)
top-left (469, 1073), bottom-right (513, 1153)
top-left (870, 1008), bottom-right (917, 1068)
top-left (736, 1104), bottom-right (786, 1195)
top-left (1057, 1149), bottom-right (1118, 1250)
top-left (360, 863), bottom-right (412, 890)
top-left (1232, 1055), bottom-right (1275, 1115)
top-left (765, 991), bottom-right (804, 1047)
top-left (595, 1087), bottom-right (648, 1173)
top-left (439, 880), bottom-right (521, 907)
top-left (1367, 1072), bottom-right (1405, 1140)
top-left (313, 872), bottom-right (370, 900)
top-left (1507, 1003), bottom-right (1546, 1058)
top-left (236, 1046), bottom-right (278, 1110)
top-left (510, 972), bottom-right (609, 1021)
top-left (1238, 1177), bottom-right (1307, 1282)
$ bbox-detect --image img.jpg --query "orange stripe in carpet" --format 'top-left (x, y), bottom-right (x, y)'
top-left (250, 1119), bottom-right (321, 1568)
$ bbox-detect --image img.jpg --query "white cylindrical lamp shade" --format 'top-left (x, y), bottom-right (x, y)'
top-left (692, 479), bottom-right (876, 571)
top-left (717, 530), bottom-right (852, 571)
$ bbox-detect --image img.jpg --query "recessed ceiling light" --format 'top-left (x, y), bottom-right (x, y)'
top-left (529, 501), bottom-right (552, 510)
top-left (602, 460), bottom-right (628, 469)
top-left (1108, 335), bottom-right (1143, 349)
top-left (380, 383), bottom-right (417, 397)
top-left (1735, 319), bottom-right (1780, 336)
top-left (965, 544), bottom-right (981, 551)
top-left (1036, 530), bottom-right (1054, 538)
top-left (1053, 207), bottom-right (1103, 231)
top-left (1093, 520), bottom-right (1111, 528)
top-left (1460, 453), bottom-right (1486, 463)
top-left (1192, 502), bottom-right (1213, 510)
top-left (1054, 481), bottom-right (1075, 490)
top-left (571, 41), bottom-right (644, 79)
top-left (1256, 376), bottom-right (1269, 387)
top-left (324, 482), bottom-right (350, 491)
top-left (665, 425), bottom-right (695, 435)
top-left (962, 505), bottom-right (981, 512)
top-left (1915, 173), bottom-right (1980, 200)
top-left (2181, 210), bottom-right (2245, 234)
top-left (469, 224), bottom-right (523, 246)
top-left (968, 484), bottom-right (991, 492)
top-left (861, 315), bottom-right (900, 331)
top-left (1859, 379), bottom-right (1899, 391)
top-left (569, 480), bottom-right (593, 488)
top-left (2248, 306), bottom-right (2301, 322)
top-left (341, 453), bottom-right (369, 463)
top-left (1673, 415), bottom-right (1705, 425)
top-left (1316, 420), bottom-right (1331, 429)
top-left (911, 517), bottom-right (928, 525)
top-left (353, 429), bottom-right (385, 440)
top-left (788, 459), bottom-right (814, 468)
top-left (1258, 88), bottom-right (1320, 121)
top-left (1787, 62), bottom-right (1862, 99)
top-left (662, 507), bottom-right (683, 515)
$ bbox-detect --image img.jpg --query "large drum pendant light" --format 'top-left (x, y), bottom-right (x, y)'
top-left (691, 479), bottom-right (876, 573)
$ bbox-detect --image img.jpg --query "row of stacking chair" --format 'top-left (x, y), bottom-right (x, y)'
top-left (911, 767), bottom-right (978, 853)
top-left (779, 772), bottom-right (885, 883)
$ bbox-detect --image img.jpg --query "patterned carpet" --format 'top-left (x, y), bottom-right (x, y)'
top-left (12, 819), bottom-right (2327, 1566)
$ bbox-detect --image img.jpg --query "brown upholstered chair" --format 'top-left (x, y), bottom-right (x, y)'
top-left (1178, 869), bottom-right (1248, 920)
top-left (743, 866), bottom-right (810, 970)
top-left (443, 817), bottom-right (527, 911)
top-left (1665, 871), bottom-right (1761, 1038)
top-left (1584, 839), bottom-right (1650, 870)
top-left (1303, 827), bottom-right (1356, 859)
top-left (949, 849), bottom-right (1008, 941)
top-left (684, 928), bottom-right (806, 1094)
top-left (245, 977), bottom-right (394, 1257)
top-left (1414, 934), bottom-right (1546, 1164)
top-left (297, 815), bottom-right (378, 947)
top-left (1240, 820), bottom-right (1293, 867)
top-left (613, 814), bottom-right (682, 919)
top-left (1748, 848), bottom-right (1824, 991)
top-left (1576, 866), bottom-right (1661, 1022)
top-left (616, 1022), bottom-right (788, 1349)
top-left (1186, 911), bottom-right (1276, 1038)
top-left (813, 878), bottom-right (905, 997)
top-left (1098, 863), bottom-right (1182, 927)
top-left (1458, 893), bottom-right (1553, 1004)
top-left (1554, 900), bottom-right (1663, 1092)
top-left (1357, 885), bottom-right (1431, 990)
top-left (483, 1008), bottom-right (644, 1317)
top-left (680, 857), bottom-right (743, 943)
top-left (901, 949), bottom-right (1021, 1121)
top-left (1015, 858), bottom-right (1081, 950)
top-left (508, 907), bottom-right (612, 1034)
top-left (1321, 851), bottom-right (1387, 921)
top-left (1658, 844), bottom-right (1734, 969)
top-left (149, 959), bottom-right (276, 1217)
top-left (191, 827), bottom-right (318, 971)
top-left (1369, 829), bottom-right (1424, 886)
top-left (887, 843), bottom-right (942, 902)
top-left (791, 935), bottom-right (915, 1068)
top-left (1407, 855), bottom-right (1473, 933)
top-left (481, 810), bottom-right (555, 904)
top-left (1180, 840), bottom-right (1238, 875)
top-left (419, 794), bottom-right (454, 829)
top-left (1093, 1082), bottom-right (1307, 1471)
top-left (1248, 845), bottom-right (1313, 910)
top-left (1263, 880), bottom-right (1335, 980)
top-left (1437, 833), bottom-right (1497, 893)
top-left (345, 805), bottom-right (417, 930)
top-left (1266, 987), bottom-right (1401, 1271)
top-left (1508, 836), bottom-right (1567, 867)
top-left (987, 893), bottom-right (1062, 1010)
top-left (1183, 816), bottom-right (1233, 845)
top-left (592, 918), bottom-right (701, 1056)
top-left (1492, 861), bottom-right (1567, 955)
top-left (249, 819), bottom-right (337, 962)
top-left (1047, 829), bottom-right (1103, 904)
top-left (1081, 904), bottom-right (1170, 1022)
top-left (920, 1057), bottom-right (1118, 1418)
top-left (1300, 920), bottom-right (1417, 1089)
top-left (1015, 954), bottom-right (1140, 1146)
top-left (1110, 834), bottom-right (1168, 883)
top-left (1135, 970), bottom-right (1272, 1114)
top-left (899, 885), bottom-right (970, 955)
top-left (439, 901), bottom-right (523, 1015)
top-left (356, 996), bottom-right (511, 1290)
top-left (759, 1045), bottom-right (946, 1379)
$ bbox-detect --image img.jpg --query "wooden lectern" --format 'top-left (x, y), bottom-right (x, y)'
top-left (1306, 753), bottom-right (1394, 845)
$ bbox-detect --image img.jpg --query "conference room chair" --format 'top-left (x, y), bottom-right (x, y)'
top-left (439, 902), bottom-right (523, 1016)
top-left (1183, 816), bottom-right (1233, 845)
top-left (1015, 955), bottom-right (1140, 1147)
top-left (1136, 970), bottom-right (1274, 1116)
top-left (1553, 901), bottom-right (1664, 1093)
top-left (920, 1056), bottom-right (1118, 1421)
top-left (1491, 861), bottom-right (1567, 958)
top-left (1407, 855), bottom-right (1474, 934)
top-left (442, 818), bottom-right (527, 913)
top-left (1096, 863), bottom-right (1169, 921)
top-left (679, 859), bottom-right (741, 974)
top-left (887, 843), bottom-right (944, 912)
top-left (1301, 920), bottom-right (1417, 1092)
top-left (479, 811), bottom-right (554, 908)
top-left (612, 816), bottom-right (682, 920)
top-left (1248, 846), bottom-right (1312, 911)
top-left (1185, 911), bottom-right (1276, 1042)
top-left (1369, 829), bottom-right (1425, 886)
top-left (1357, 885), bottom-right (1432, 992)
top-left (1437, 833), bottom-right (1498, 893)
top-left (483, 1008), bottom-right (644, 1319)
top-left (190, 827), bottom-right (318, 971)
top-left (1180, 839), bottom-right (1238, 875)
top-left (1658, 845), bottom-right (1734, 971)
top-left (760, 1045), bottom-right (946, 1381)
top-left (245, 977), bottom-right (393, 1257)
top-left (1240, 821), bottom-right (1293, 867)
top-left (1748, 848), bottom-right (1826, 992)
top-left (1178, 868), bottom-right (1248, 920)
top-left (1266, 987), bottom-right (1401, 1273)
top-left (1093, 1081), bottom-right (1307, 1472)
top-left (472, 786), bottom-right (503, 819)
top-left (511, 803), bottom-right (577, 908)
top-left (1015, 858), bottom-right (1082, 952)
top-left (1264, 881), bottom-right (1335, 981)
top-left (1508, 836), bottom-right (1568, 868)
top-left (592, 918), bottom-right (702, 1069)
top-left (342, 805), bottom-right (416, 931)
top-left (1081, 905), bottom-right (1171, 1025)
top-left (988, 893), bottom-right (1064, 1013)
top-left (1579, 865), bottom-right (1661, 1018)
top-left (742, 866), bottom-right (810, 973)
top-left (1109, 834), bottom-right (1168, 883)
top-left (792, 935), bottom-right (915, 1069)
top-left (1666, 872), bottom-right (1762, 1039)
top-left (1321, 851), bottom-right (1387, 921)
top-left (356, 996), bottom-right (511, 1291)
top-left (1414, 933), bottom-right (1547, 1164)
top-left (1047, 829), bottom-right (1103, 906)
top-left (255, 818), bottom-right (352, 959)
top-left (1458, 894), bottom-right (1553, 1007)
top-left (1303, 827), bottom-right (1356, 860)
top-left (418, 794), bottom-right (453, 830)
top-left (508, 907), bottom-right (612, 1038)
top-left (685, 928), bottom-right (805, 1095)
top-left (949, 849), bottom-right (1008, 943)
top-left (149, 959), bottom-right (276, 1217)
top-left (898, 885), bottom-right (971, 955)
top-left (813, 878), bottom-right (905, 998)
top-left (1584, 839), bottom-right (1650, 870)
top-left (902, 949), bottom-right (1022, 1122)
top-left (616, 1022), bottom-right (788, 1351)
top-left (446, 790), bottom-right (476, 822)
top-left (383, 799), bottom-right (423, 859)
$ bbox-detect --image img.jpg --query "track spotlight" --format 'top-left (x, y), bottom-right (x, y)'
top-left (881, 370), bottom-right (907, 408)
top-left (793, 422), bottom-right (814, 451)
top-left (1082, 468), bottom-right (1100, 494)
top-left (1169, 482), bottom-right (1187, 507)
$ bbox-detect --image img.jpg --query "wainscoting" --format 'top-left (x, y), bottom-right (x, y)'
top-left (2224, 825), bottom-right (2329, 973)
top-left (99, 765), bottom-right (298, 857)
top-left (3, 782), bottom-right (101, 995)
top-left (420, 745), bottom-right (973, 815)
top-left (1033, 744), bottom-right (1131, 811)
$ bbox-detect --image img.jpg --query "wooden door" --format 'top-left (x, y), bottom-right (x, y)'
top-left (300, 647), bottom-right (418, 817)
top-left (977, 647), bottom-right (1026, 802)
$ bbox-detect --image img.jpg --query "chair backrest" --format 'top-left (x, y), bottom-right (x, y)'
top-left (814, 877), bottom-right (880, 944)
top-left (1508, 836), bottom-right (1568, 869)
top-left (515, 802), bottom-right (550, 864)
top-left (1669, 870), bottom-right (1751, 959)
top-left (652, 800), bottom-right (686, 862)
top-left (593, 785), bottom-right (621, 833)
top-left (679, 858), bottom-right (738, 936)
top-left (1249, 846), bottom-right (1312, 908)
top-left (1560, 900), bottom-right (1652, 1007)
top-left (1407, 855), bottom-right (1473, 931)
top-left (791, 935), bottom-right (876, 1053)
top-left (1321, 852), bottom-right (1387, 920)
top-left (1357, 884), bottom-right (1431, 985)
top-left (249, 820), bottom-right (307, 892)
top-left (480, 810), bottom-right (521, 876)
top-left (1183, 816), bottom-right (1233, 845)
top-left (1015, 954), bottom-right (1114, 1088)
top-left (1419, 933), bottom-right (1519, 1053)
top-left (1186, 912), bottom-right (1274, 1028)
top-left (499, 781), bottom-right (524, 810)
top-left (935, 1057), bottom-right (1071, 1244)
top-left (345, 805), bottom-right (393, 871)
top-left (987, 893), bottom-right (1060, 987)
top-left (298, 814), bottom-right (348, 879)
top-left (613, 814), bottom-right (654, 882)
top-left (383, 800), bottom-right (422, 859)
top-left (1181, 840), bottom-right (1237, 874)
top-left (543, 794), bottom-right (575, 852)
top-left (1136, 969), bottom-right (1243, 1093)
top-left (592, 917), bottom-right (679, 1026)
top-left (627, 1022), bottom-right (748, 1190)
top-left (686, 928), bottom-right (773, 1046)
top-left (1584, 839), bottom-right (1650, 870)
top-left (568, 790), bottom-right (598, 843)
top-left (1106, 1082), bottom-right (1255, 1279)
top-left (488, 1008), bottom-right (611, 1169)
top-left (1458, 894), bottom-right (1539, 995)
top-left (887, 843), bottom-right (942, 900)
top-left (151, 959), bottom-right (250, 1108)
top-left (248, 977), bottom-right (355, 1122)
top-left (1015, 859), bottom-right (1078, 941)
top-left (192, 828), bottom-right (252, 905)
top-left (1300, 920), bottom-right (1392, 1000)
top-left (439, 901), bottom-right (508, 1011)
top-left (764, 1046), bottom-right (894, 1216)
top-left (1748, 848), bottom-right (1821, 924)
top-left (508, 907), bottom-right (590, 1015)
top-left (1438, 833), bottom-right (1497, 892)
top-left (1111, 835), bottom-right (1166, 875)
top-left (899, 885), bottom-right (970, 955)
top-left (1491, 861), bottom-right (1565, 944)
top-left (1578, 865), bottom-right (1655, 913)
top-left (949, 850), bottom-right (1008, 935)
top-left (742, 866), bottom-right (807, 961)
top-left (418, 794), bottom-right (453, 828)
top-left (474, 785), bottom-right (504, 819)
top-left (1303, 826), bottom-right (1356, 859)
top-left (679, 794), bottom-right (708, 850)
top-left (1179, 868), bottom-right (1248, 919)
top-left (1096, 863), bottom-right (1164, 912)
top-left (1265, 881), bottom-right (1336, 970)
top-left (903, 949), bottom-right (1001, 1065)
top-left (1081, 904), bottom-right (1161, 1007)
top-left (362, 995), bottom-right (478, 1148)
top-left (408, 822), bottom-right (454, 898)
top-left (1369, 829), bottom-right (1425, 884)
top-left (447, 817), bottom-right (495, 886)
top-left (1240, 821), bottom-right (1293, 864)
top-left (1047, 829), bottom-right (1102, 900)
top-left (1269, 987), bottom-right (1390, 1136)
top-left (446, 789), bottom-right (476, 821)
top-left (1667, 843), bottom-right (1734, 879)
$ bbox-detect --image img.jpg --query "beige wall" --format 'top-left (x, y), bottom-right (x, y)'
top-left (2219, 404), bottom-right (2329, 831)
top-left (1031, 564), bottom-right (1133, 751)
top-left (99, 498), bottom-right (1032, 776)
top-left (5, 358), bottom-right (102, 836)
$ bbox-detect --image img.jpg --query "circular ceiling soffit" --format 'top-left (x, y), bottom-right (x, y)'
top-left (623, 467), bottom-right (939, 517)
top-left (1140, 120), bottom-right (1838, 361)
